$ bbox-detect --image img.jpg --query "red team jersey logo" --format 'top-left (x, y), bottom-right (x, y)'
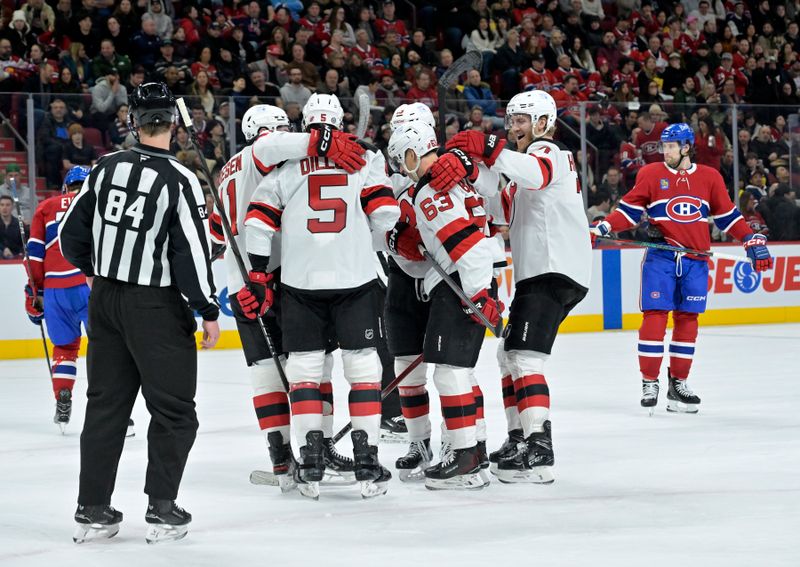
top-left (665, 196), bottom-right (703, 223)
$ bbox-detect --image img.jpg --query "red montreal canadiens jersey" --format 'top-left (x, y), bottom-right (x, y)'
top-left (27, 193), bottom-right (86, 289)
top-left (634, 123), bottom-right (666, 164)
top-left (604, 162), bottom-right (750, 255)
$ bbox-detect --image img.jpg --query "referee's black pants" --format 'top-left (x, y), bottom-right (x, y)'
top-left (78, 277), bottom-right (199, 505)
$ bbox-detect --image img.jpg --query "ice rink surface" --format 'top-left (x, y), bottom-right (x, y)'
top-left (1, 324), bottom-right (799, 567)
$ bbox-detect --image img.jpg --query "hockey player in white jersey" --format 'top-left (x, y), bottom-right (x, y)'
top-left (432, 90), bottom-right (592, 484)
top-left (210, 105), bottom-right (362, 491)
top-left (387, 121), bottom-right (502, 490)
top-left (244, 93), bottom-right (400, 499)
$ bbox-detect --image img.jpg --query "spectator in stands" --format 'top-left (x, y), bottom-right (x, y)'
top-left (521, 53), bottom-right (556, 92)
top-left (407, 28), bottom-right (437, 68)
top-left (107, 103), bottom-right (130, 149)
top-left (250, 44), bottom-right (288, 86)
top-left (287, 43), bottom-right (320, 90)
top-left (267, 26), bottom-right (291, 58)
top-left (188, 70), bottom-right (216, 118)
top-left (62, 124), bottom-right (96, 172)
top-left (131, 14), bottom-right (163, 68)
top-left (235, 1), bottom-right (269, 50)
top-left (0, 164), bottom-right (36, 223)
top-left (462, 69), bottom-right (504, 129)
top-left (92, 39), bottom-right (131, 84)
top-left (0, 195), bottom-right (25, 258)
top-left (377, 29), bottom-right (403, 62)
top-left (586, 190), bottom-right (611, 222)
top-left (69, 11), bottom-right (100, 59)
top-left (20, 0), bottom-right (56, 38)
top-left (597, 167), bottom-right (626, 204)
top-left (324, 6), bottom-right (356, 47)
top-left (405, 70), bottom-right (437, 110)
top-left (280, 67), bottom-right (312, 108)
top-left (759, 185), bottom-right (799, 241)
top-left (633, 111), bottom-right (666, 164)
top-left (694, 116), bottom-right (726, 170)
top-left (149, 0), bottom-right (173, 41)
top-left (202, 120), bottom-right (228, 169)
top-left (245, 69), bottom-right (281, 106)
top-left (597, 31), bottom-right (621, 72)
top-left (113, 0), bottom-right (139, 42)
top-left (90, 68), bottom-right (127, 125)
top-left (191, 46), bottom-right (220, 89)
top-left (376, 70), bottom-right (403, 107)
top-left (751, 125), bottom-right (782, 163)
top-left (156, 40), bottom-right (191, 87)
top-left (637, 57), bottom-right (662, 99)
top-left (494, 28), bottom-right (527, 100)
top-left (469, 17), bottom-right (502, 76)
top-left (543, 28), bottom-right (567, 71)
top-left (37, 98), bottom-right (73, 189)
top-left (228, 26), bottom-right (257, 70)
top-left (586, 106), bottom-right (623, 173)
top-left (105, 17), bottom-right (130, 58)
top-left (673, 76), bottom-right (698, 107)
top-left (53, 66), bottom-right (82, 103)
top-left (0, 38), bottom-right (20, 91)
top-left (6, 9), bottom-right (37, 58)
top-left (375, 0), bottom-right (408, 47)
top-left (661, 53), bottom-right (686, 96)
top-left (354, 6), bottom-right (377, 44)
top-left (739, 190), bottom-right (769, 235)
top-left (551, 74), bottom-right (587, 125)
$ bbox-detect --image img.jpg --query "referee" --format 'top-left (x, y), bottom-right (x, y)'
top-left (59, 82), bottom-right (220, 545)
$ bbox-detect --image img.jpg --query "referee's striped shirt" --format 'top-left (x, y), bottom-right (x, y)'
top-left (59, 143), bottom-right (219, 320)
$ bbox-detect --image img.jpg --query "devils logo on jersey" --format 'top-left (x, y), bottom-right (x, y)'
top-left (665, 196), bottom-right (703, 223)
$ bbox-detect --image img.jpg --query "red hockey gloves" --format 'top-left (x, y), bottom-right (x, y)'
top-left (743, 233), bottom-right (773, 272)
top-left (386, 222), bottom-right (425, 262)
top-left (429, 149), bottom-right (479, 192)
top-left (236, 271), bottom-right (274, 320)
top-left (463, 289), bottom-right (504, 328)
top-left (445, 131), bottom-right (506, 167)
top-left (24, 284), bottom-right (44, 325)
top-left (308, 124), bottom-right (366, 173)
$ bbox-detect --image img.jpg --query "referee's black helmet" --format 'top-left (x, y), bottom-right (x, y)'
top-left (128, 82), bottom-right (176, 139)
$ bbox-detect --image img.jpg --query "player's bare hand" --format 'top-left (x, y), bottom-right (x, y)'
top-left (201, 319), bottom-right (220, 349)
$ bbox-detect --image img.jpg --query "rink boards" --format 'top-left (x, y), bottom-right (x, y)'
top-left (2, 243), bottom-right (799, 359)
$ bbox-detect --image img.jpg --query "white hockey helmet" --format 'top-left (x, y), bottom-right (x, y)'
top-left (242, 104), bottom-right (290, 141)
top-left (390, 102), bottom-right (436, 132)
top-left (387, 122), bottom-right (439, 178)
top-left (302, 93), bottom-right (344, 131)
top-left (505, 90), bottom-right (558, 134)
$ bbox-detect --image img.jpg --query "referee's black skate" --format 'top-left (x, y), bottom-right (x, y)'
top-left (395, 438), bottom-right (433, 482)
top-left (496, 421), bottom-right (555, 484)
top-left (54, 388), bottom-right (71, 434)
top-left (488, 429), bottom-right (524, 475)
top-left (666, 371), bottom-right (700, 414)
top-left (294, 430), bottom-right (325, 500)
top-left (73, 504), bottom-right (122, 543)
top-left (641, 379), bottom-right (660, 416)
top-left (352, 430), bottom-right (391, 498)
top-left (322, 437), bottom-right (357, 486)
top-left (144, 499), bottom-right (191, 544)
top-left (380, 415), bottom-right (409, 443)
top-left (424, 445), bottom-right (488, 491)
top-left (267, 431), bottom-right (298, 493)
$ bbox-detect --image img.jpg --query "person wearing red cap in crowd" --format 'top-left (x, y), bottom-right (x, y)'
top-left (521, 53), bottom-right (556, 92)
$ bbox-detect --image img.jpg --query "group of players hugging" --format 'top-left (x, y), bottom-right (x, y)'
top-left (25, 85), bottom-right (773, 501)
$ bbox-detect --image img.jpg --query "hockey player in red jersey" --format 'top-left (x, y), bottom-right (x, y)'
top-left (25, 166), bottom-right (93, 433)
top-left (387, 121), bottom-right (501, 490)
top-left (592, 123), bottom-right (773, 413)
top-left (433, 90), bottom-right (592, 484)
top-left (244, 94), bottom-right (400, 500)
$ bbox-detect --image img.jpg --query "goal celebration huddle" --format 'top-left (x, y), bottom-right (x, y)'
top-left (24, 77), bottom-right (773, 545)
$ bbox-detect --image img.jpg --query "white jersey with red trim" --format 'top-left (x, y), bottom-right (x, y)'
top-left (412, 174), bottom-right (495, 298)
top-left (210, 131), bottom-right (317, 291)
top-left (494, 138), bottom-right (592, 288)
top-left (244, 150), bottom-right (399, 291)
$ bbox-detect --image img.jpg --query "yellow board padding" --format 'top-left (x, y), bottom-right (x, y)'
top-left (2, 307), bottom-right (800, 360)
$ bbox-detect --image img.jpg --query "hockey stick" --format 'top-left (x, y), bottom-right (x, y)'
top-left (176, 98), bottom-right (289, 391)
top-left (9, 178), bottom-right (52, 378)
top-left (596, 235), bottom-right (753, 265)
top-left (437, 50), bottom-right (483, 145)
top-left (419, 246), bottom-right (502, 337)
top-left (210, 244), bottom-right (226, 263)
top-left (356, 92), bottom-right (370, 139)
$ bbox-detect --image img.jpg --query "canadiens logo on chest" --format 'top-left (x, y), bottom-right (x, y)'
top-left (666, 196), bottom-right (703, 223)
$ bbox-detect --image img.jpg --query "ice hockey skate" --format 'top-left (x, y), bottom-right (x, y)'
top-left (321, 437), bottom-right (357, 486)
top-left (258, 431), bottom-right (297, 493)
top-left (126, 418), bottom-right (135, 437)
top-left (666, 371), bottom-right (700, 414)
top-left (73, 504), bottom-right (122, 544)
top-left (424, 445), bottom-right (488, 491)
top-left (476, 440), bottom-right (491, 483)
top-left (379, 415), bottom-right (409, 443)
top-left (489, 429), bottom-right (524, 475)
top-left (294, 430), bottom-right (325, 500)
top-left (641, 379), bottom-right (660, 416)
top-left (352, 430), bottom-right (391, 498)
top-left (144, 500), bottom-right (191, 544)
top-left (54, 388), bottom-right (71, 434)
top-left (495, 421), bottom-right (555, 484)
top-left (395, 438), bottom-right (433, 482)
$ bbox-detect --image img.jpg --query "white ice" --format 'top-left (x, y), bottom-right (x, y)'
top-left (1, 324), bottom-right (799, 567)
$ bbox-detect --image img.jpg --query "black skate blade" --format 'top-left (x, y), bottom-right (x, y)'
top-left (73, 522), bottom-right (120, 544)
